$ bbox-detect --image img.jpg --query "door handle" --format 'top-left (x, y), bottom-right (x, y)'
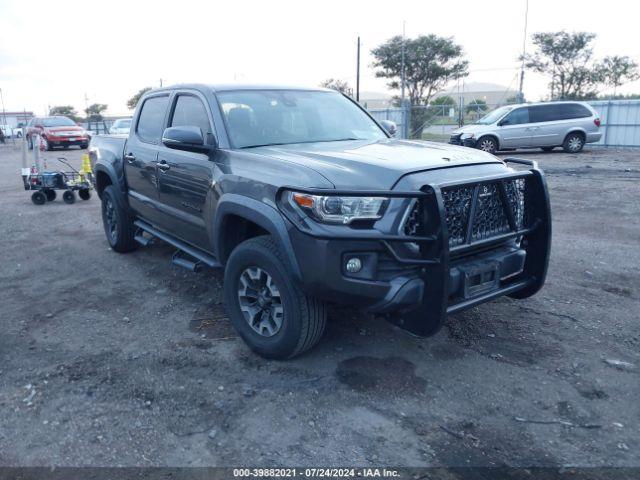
top-left (157, 160), bottom-right (171, 171)
top-left (124, 152), bottom-right (136, 163)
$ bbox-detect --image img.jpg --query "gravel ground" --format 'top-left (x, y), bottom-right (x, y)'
top-left (0, 142), bottom-right (638, 469)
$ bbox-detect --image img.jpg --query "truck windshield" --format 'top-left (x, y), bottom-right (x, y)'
top-left (475, 106), bottom-right (513, 125)
top-left (217, 90), bottom-right (387, 148)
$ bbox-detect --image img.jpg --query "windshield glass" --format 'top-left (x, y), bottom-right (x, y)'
top-left (113, 119), bottom-right (131, 128)
top-left (475, 106), bottom-right (513, 125)
top-left (42, 117), bottom-right (76, 127)
top-left (217, 90), bottom-right (387, 148)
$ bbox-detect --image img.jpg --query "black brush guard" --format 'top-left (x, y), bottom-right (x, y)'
top-left (279, 158), bottom-right (551, 337)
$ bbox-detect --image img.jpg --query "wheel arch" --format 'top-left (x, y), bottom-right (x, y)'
top-left (564, 129), bottom-right (586, 142)
top-left (476, 134), bottom-right (500, 150)
top-left (213, 194), bottom-right (302, 281)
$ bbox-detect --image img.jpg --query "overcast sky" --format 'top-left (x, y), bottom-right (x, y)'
top-left (1, 0), bottom-right (638, 115)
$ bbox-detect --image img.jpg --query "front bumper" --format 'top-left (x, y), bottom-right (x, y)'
top-left (47, 136), bottom-right (89, 147)
top-left (449, 134), bottom-right (476, 148)
top-left (280, 158), bottom-right (551, 337)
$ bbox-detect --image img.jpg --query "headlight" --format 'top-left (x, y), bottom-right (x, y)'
top-left (287, 191), bottom-right (389, 224)
top-left (461, 132), bottom-right (475, 139)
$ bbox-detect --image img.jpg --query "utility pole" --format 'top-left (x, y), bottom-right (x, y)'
top-left (517, 0), bottom-right (529, 103)
top-left (0, 88), bottom-right (7, 128)
top-left (356, 37), bottom-right (361, 102)
top-left (400, 21), bottom-right (406, 106)
top-left (160, 78), bottom-right (163, 87)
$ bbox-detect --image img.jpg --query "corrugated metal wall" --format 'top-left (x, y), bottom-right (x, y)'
top-left (588, 100), bottom-right (640, 148)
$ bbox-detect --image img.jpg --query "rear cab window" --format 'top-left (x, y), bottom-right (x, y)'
top-left (136, 95), bottom-right (170, 143)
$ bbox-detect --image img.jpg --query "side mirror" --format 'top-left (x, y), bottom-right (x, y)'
top-left (162, 126), bottom-right (212, 153)
top-left (379, 120), bottom-right (397, 136)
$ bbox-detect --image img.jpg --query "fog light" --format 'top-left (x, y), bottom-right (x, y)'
top-left (346, 257), bottom-right (362, 273)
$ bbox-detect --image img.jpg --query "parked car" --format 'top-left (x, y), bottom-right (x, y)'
top-left (26, 116), bottom-right (90, 150)
top-left (109, 118), bottom-right (132, 135)
top-left (450, 101), bottom-right (601, 153)
top-left (90, 84), bottom-right (551, 359)
top-left (0, 124), bottom-right (22, 138)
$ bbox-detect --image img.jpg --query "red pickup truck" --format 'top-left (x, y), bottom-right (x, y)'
top-left (26, 116), bottom-right (90, 150)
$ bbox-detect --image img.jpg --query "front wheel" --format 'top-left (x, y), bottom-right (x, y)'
top-left (476, 136), bottom-right (498, 153)
top-left (224, 235), bottom-right (327, 359)
top-left (101, 185), bottom-right (138, 252)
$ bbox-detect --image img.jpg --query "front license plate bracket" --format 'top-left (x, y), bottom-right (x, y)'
top-left (463, 261), bottom-right (500, 298)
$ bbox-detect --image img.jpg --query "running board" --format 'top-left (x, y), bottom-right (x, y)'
top-left (133, 220), bottom-right (222, 269)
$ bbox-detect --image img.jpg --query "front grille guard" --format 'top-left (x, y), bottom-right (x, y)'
top-left (277, 157), bottom-right (552, 336)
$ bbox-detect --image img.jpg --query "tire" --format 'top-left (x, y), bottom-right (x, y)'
top-left (80, 142), bottom-right (89, 149)
top-left (31, 191), bottom-right (46, 205)
top-left (44, 189), bottom-right (56, 202)
top-left (101, 185), bottom-right (138, 252)
top-left (62, 190), bottom-right (76, 204)
top-left (476, 136), bottom-right (498, 154)
top-left (224, 235), bottom-right (327, 359)
top-left (541, 146), bottom-right (555, 152)
top-left (78, 188), bottom-right (91, 201)
top-left (563, 132), bottom-right (585, 153)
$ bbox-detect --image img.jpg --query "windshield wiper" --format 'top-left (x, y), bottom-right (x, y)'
top-left (240, 138), bottom-right (364, 149)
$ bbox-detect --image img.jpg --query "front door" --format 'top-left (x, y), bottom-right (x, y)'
top-left (498, 107), bottom-right (532, 148)
top-left (124, 93), bottom-right (170, 226)
top-left (156, 92), bottom-right (216, 250)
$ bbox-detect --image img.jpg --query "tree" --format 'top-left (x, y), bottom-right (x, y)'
top-left (372, 35), bottom-right (468, 107)
top-left (601, 55), bottom-right (639, 94)
top-left (429, 95), bottom-right (456, 117)
top-left (372, 34), bottom-right (468, 137)
top-left (466, 98), bottom-right (488, 114)
top-left (320, 78), bottom-right (352, 96)
top-left (49, 105), bottom-right (79, 121)
top-left (127, 87), bottom-right (152, 110)
top-left (523, 31), bottom-right (638, 99)
top-left (84, 103), bottom-right (108, 121)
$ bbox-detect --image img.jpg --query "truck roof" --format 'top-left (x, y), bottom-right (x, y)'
top-left (149, 83), bottom-right (334, 94)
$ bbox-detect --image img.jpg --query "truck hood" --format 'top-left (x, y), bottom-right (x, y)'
top-left (250, 138), bottom-right (503, 189)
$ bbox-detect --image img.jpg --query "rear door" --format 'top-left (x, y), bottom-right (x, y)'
top-left (155, 91), bottom-right (216, 249)
top-left (124, 93), bottom-right (170, 225)
top-left (497, 107), bottom-right (532, 148)
top-left (529, 104), bottom-right (565, 147)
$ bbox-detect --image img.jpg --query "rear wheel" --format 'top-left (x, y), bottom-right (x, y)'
top-left (78, 188), bottom-right (91, 201)
top-left (224, 235), bottom-right (327, 359)
top-left (476, 136), bottom-right (498, 153)
top-left (31, 191), bottom-right (46, 205)
top-left (101, 185), bottom-right (138, 252)
top-left (44, 189), bottom-right (56, 202)
top-left (62, 190), bottom-right (76, 204)
top-left (563, 132), bottom-right (584, 153)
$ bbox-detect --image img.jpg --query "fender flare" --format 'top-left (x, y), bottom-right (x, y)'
top-left (94, 162), bottom-right (127, 200)
top-left (213, 194), bottom-right (302, 280)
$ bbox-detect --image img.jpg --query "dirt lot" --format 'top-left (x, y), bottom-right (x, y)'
top-left (0, 142), bottom-right (638, 469)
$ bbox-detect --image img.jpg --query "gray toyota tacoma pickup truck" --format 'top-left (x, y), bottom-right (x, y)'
top-left (90, 84), bottom-right (551, 359)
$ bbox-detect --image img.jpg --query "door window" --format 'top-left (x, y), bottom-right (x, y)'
top-left (136, 95), bottom-right (169, 143)
top-left (501, 108), bottom-right (529, 125)
top-left (170, 95), bottom-right (212, 142)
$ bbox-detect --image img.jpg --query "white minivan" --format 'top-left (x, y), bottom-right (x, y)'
top-left (450, 101), bottom-right (602, 153)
